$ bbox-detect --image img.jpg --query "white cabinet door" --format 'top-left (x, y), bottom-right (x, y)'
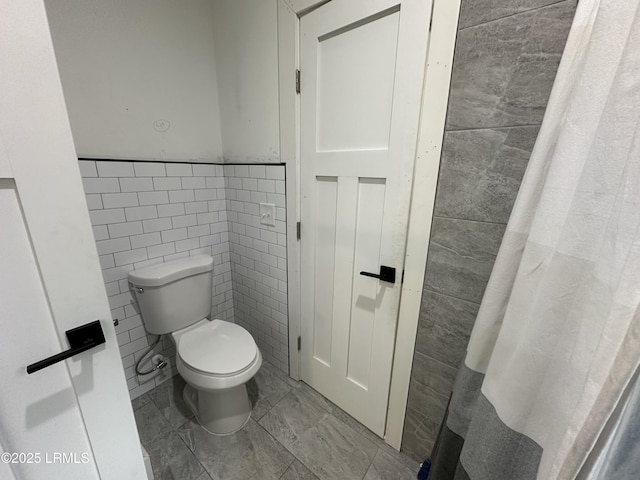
top-left (299, 0), bottom-right (432, 435)
top-left (0, 1), bottom-right (147, 478)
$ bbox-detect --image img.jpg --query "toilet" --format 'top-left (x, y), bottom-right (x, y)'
top-left (128, 254), bottom-right (262, 435)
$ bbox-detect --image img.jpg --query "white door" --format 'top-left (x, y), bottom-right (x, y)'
top-left (0, 1), bottom-right (147, 479)
top-left (299, 0), bottom-right (432, 435)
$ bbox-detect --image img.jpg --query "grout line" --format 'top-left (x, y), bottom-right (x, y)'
top-left (445, 124), bottom-right (542, 133)
top-left (421, 286), bottom-right (482, 307)
top-left (277, 458), bottom-right (297, 479)
top-left (412, 350), bottom-right (459, 374)
top-left (432, 214), bottom-right (508, 227)
top-left (407, 376), bottom-right (451, 401)
top-left (252, 419), bottom-right (299, 478)
top-left (259, 419), bottom-right (329, 480)
top-left (457, 0), bottom-right (567, 32)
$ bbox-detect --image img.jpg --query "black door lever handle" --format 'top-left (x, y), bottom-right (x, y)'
top-left (360, 265), bottom-right (396, 284)
top-left (26, 320), bottom-right (105, 374)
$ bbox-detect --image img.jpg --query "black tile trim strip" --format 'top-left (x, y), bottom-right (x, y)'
top-left (78, 157), bottom-right (285, 167)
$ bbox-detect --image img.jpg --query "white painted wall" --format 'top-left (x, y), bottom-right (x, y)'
top-left (44, 0), bottom-right (224, 162)
top-left (212, 0), bottom-right (281, 163)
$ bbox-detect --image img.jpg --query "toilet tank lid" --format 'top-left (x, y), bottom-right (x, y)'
top-left (128, 255), bottom-right (213, 287)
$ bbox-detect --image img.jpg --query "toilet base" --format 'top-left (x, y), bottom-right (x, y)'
top-left (183, 383), bottom-right (252, 435)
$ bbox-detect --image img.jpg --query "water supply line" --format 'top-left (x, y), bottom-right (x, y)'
top-left (135, 335), bottom-right (168, 375)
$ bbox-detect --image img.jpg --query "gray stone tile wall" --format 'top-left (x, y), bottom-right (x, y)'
top-left (401, 0), bottom-right (577, 461)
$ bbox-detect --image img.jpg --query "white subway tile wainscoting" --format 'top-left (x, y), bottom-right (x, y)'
top-left (223, 164), bottom-right (289, 373)
top-left (80, 160), bottom-right (288, 399)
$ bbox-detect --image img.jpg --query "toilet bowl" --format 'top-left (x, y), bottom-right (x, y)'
top-left (173, 319), bottom-right (262, 434)
top-left (128, 255), bottom-right (262, 435)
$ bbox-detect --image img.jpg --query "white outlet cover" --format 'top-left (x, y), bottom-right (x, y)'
top-left (259, 202), bottom-right (276, 226)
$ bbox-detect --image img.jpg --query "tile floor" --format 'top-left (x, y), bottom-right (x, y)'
top-left (133, 361), bottom-right (419, 480)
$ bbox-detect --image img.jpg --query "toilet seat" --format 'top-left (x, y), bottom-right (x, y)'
top-left (178, 320), bottom-right (258, 376)
top-left (174, 319), bottom-right (262, 391)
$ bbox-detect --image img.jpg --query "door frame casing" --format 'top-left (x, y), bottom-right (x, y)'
top-left (278, 0), bottom-right (460, 448)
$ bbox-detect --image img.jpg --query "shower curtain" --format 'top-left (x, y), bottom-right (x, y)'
top-left (427, 0), bottom-right (640, 479)
top-left (582, 366), bottom-right (640, 479)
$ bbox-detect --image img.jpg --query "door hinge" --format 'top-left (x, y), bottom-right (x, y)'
top-left (297, 336), bottom-right (301, 351)
top-left (295, 69), bottom-right (301, 94)
top-left (296, 221), bottom-right (301, 240)
top-left (402, 270), bottom-right (405, 284)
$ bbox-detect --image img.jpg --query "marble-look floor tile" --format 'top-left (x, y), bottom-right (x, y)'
top-left (178, 419), bottom-right (294, 480)
top-left (148, 375), bottom-right (194, 429)
top-left (276, 366), bottom-right (301, 390)
top-left (249, 393), bottom-right (274, 422)
top-left (135, 364), bottom-right (391, 480)
top-left (195, 471), bottom-right (214, 480)
top-left (295, 382), bottom-right (335, 412)
top-left (247, 361), bottom-right (295, 420)
top-left (378, 443), bottom-right (421, 473)
top-left (145, 431), bottom-right (204, 480)
top-left (132, 393), bottom-right (151, 411)
top-left (333, 406), bottom-right (419, 475)
top-left (332, 406), bottom-right (383, 448)
top-left (135, 401), bottom-right (204, 480)
top-left (434, 126), bottom-right (539, 224)
top-left (260, 383), bottom-right (376, 479)
top-left (259, 384), bottom-right (333, 447)
top-left (288, 414), bottom-right (378, 480)
top-left (134, 401), bottom-right (174, 446)
top-left (280, 460), bottom-right (319, 480)
top-left (425, 217), bottom-right (505, 304)
top-left (416, 290), bottom-right (479, 368)
top-left (363, 448), bottom-right (418, 480)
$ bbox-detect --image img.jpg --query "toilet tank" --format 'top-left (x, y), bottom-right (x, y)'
top-left (128, 255), bottom-right (213, 335)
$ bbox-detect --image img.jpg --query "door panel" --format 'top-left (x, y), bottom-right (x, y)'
top-left (0, 1), bottom-right (146, 478)
top-left (300, 0), bottom-right (431, 435)
top-left (348, 178), bottom-right (386, 389)
top-left (316, 8), bottom-right (400, 152)
top-left (313, 176), bottom-right (339, 366)
top-left (0, 181), bottom-right (97, 479)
